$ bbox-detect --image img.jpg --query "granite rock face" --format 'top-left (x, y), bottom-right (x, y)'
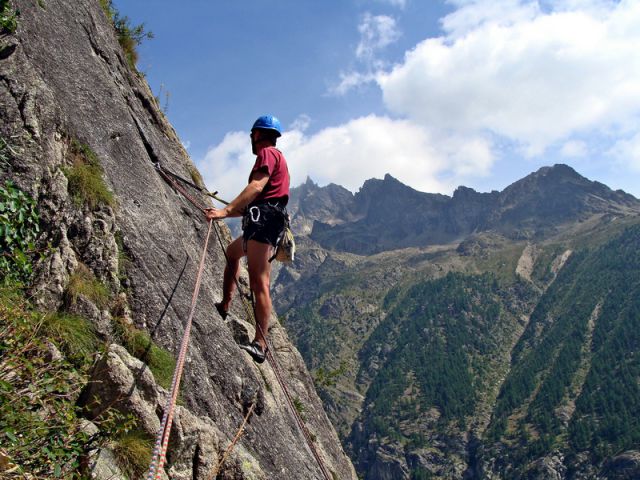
top-left (0, 1), bottom-right (356, 478)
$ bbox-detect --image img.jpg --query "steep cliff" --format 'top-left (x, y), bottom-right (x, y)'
top-left (0, 1), bottom-right (356, 478)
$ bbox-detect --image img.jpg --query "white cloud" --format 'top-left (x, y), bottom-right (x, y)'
top-left (610, 132), bottom-right (640, 172)
top-left (289, 114), bottom-right (311, 133)
top-left (199, 115), bottom-right (494, 196)
top-left (561, 140), bottom-right (588, 157)
top-left (332, 13), bottom-right (401, 95)
top-left (331, 71), bottom-right (378, 96)
top-left (377, 0), bottom-right (640, 156)
top-left (356, 13), bottom-right (401, 61)
top-left (376, 0), bottom-right (407, 9)
top-left (198, 131), bottom-right (254, 202)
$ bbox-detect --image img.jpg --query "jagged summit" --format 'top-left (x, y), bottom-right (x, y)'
top-left (289, 164), bottom-right (640, 254)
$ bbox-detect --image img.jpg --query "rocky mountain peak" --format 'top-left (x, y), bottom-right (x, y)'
top-left (299, 165), bottom-right (640, 254)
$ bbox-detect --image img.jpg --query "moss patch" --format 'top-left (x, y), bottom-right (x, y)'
top-left (113, 317), bottom-right (176, 389)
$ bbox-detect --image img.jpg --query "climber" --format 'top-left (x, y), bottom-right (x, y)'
top-left (205, 115), bottom-right (290, 363)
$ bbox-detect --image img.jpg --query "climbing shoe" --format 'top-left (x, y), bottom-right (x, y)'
top-left (215, 302), bottom-right (228, 320)
top-left (240, 341), bottom-right (267, 364)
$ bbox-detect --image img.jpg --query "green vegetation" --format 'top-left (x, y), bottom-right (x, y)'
top-left (357, 272), bottom-right (510, 442)
top-left (66, 263), bottom-right (111, 309)
top-left (112, 429), bottom-right (153, 479)
top-left (99, 0), bottom-right (153, 70)
top-left (486, 224), bottom-right (640, 474)
top-left (0, 285), bottom-right (135, 478)
top-left (113, 316), bottom-right (176, 389)
top-left (315, 361), bottom-right (347, 387)
top-left (0, 181), bottom-right (40, 285)
top-left (0, 0), bottom-right (19, 33)
top-left (63, 139), bottom-right (114, 210)
top-left (293, 396), bottom-right (306, 419)
top-left (43, 311), bottom-right (100, 368)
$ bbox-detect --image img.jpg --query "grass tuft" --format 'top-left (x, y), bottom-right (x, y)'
top-left (112, 429), bottom-right (153, 480)
top-left (0, 284), bottom-right (90, 477)
top-left (187, 164), bottom-right (206, 190)
top-left (42, 311), bottom-right (100, 368)
top-left (64, 139), bottom-right (114, 210)
top-left (66, 263), bottom-right (111, 309)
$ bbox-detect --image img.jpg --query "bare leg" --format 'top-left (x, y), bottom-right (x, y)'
top-left (246, 239), bottom-right (273, 350)
top-left (220, 237), bottom-right (245, 312)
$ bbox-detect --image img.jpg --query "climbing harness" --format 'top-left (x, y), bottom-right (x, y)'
top-left (150, 161), bottom-right (331, 480)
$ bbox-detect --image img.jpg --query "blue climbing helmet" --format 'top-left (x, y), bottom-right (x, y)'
top-left (251, 115), bottom-right (282, 137)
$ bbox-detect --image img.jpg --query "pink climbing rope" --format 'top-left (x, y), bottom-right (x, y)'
top-left (146, 219), bottom-right (213, 480)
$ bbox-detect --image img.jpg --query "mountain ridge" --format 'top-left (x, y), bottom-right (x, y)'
top-left (297, 164), bottom-right (640, 255)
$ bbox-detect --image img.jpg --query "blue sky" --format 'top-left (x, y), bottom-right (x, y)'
top-left (114, 0), bottom-right (640, 200)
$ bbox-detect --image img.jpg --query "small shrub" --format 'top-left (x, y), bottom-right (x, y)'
top-left (0, 0), bottom-right (19, 34)
top-left (112, 429), bottom-right (153, 479)
top-left (113, 316), bottom-right (176, 389)
top-left (66, 263), bottom-right (111, 309)
top-left (99, 0), bottom-right (153, 70)
top-left (0, 181), bottom-right (40, 285)
top-left (187, 164), bottom-right (206, 190)
top-left (293, 396), bottom-right (305, 416)
top-left (63, 139), bottom-right (114, 210)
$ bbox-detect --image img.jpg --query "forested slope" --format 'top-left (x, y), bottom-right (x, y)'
top-left (275, 172), bottom-right (640, 479)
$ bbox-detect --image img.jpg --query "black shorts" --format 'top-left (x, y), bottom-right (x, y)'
top-left (242, 200), bottom-right (288, 247)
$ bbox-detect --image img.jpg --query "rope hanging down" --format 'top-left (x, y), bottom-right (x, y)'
top-left (146, 220), bottom-right (213, 480)
top-left (153, 162), bottom-right (332, 480)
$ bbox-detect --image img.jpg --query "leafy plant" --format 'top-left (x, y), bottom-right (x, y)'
top-left (0, 0), bottom-right (19, 34)
top-left (63, 139), bottom-right (114, 210)
top-left (0, 285), bottom-right (90, 478)
top-left (0, 181), bottom-right (40, 284)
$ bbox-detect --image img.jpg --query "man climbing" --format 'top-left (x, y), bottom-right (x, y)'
top-left (205, 115), bottom-right (290, 363)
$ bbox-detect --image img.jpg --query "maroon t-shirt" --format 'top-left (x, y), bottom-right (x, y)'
top-left (249, 146), bottom-right (290, 204)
